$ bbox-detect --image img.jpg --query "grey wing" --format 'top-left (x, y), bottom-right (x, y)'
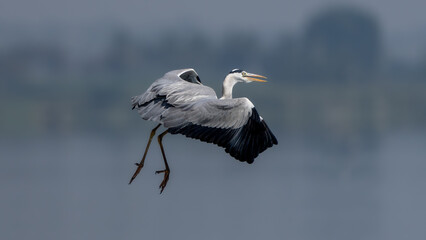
top-left (131, 69), bottom-right (216, 123)
top-left (164, 98), bottom-right (278, 164)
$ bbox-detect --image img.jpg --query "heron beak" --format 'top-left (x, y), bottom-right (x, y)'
top-left (245, 73), bottom-right (268, 82)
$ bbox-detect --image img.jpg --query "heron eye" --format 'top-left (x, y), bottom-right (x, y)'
top-left (242, 72), bottom-right (247, 77)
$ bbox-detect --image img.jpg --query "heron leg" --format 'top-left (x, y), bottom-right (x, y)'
top-left (155, 130), bottom-right (170, 193)
top-left (129, 124), bottom-right (161, 185)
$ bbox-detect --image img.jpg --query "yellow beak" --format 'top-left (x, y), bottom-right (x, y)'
top-left (245, 73), bottom-right (268, 82)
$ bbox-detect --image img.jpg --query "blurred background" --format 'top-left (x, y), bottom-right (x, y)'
top-left (1, 0), bottom-right (426, 239)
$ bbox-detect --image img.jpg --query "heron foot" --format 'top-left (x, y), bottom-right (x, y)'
top-left (129, 163), bottom-right (144, 185)
top-left (155, 169), bottom-right (170, 193)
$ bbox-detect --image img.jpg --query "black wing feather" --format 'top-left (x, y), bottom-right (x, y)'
top-left (168, 108), bottom-right (278, 163)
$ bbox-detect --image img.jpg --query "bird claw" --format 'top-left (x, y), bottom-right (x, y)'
top-left (155, 169), bottom-right (170, 193)
top-left (129, 163), bottom-right (144, 184)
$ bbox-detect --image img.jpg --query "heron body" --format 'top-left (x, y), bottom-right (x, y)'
top-left (129, 68), bottom-right (278, 193)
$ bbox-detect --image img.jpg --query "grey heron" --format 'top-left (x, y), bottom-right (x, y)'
top-left (129, 68), bottom-right (278, 193)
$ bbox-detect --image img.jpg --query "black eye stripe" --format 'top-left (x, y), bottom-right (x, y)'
top-left (229, 69), bottom-right (243, 73)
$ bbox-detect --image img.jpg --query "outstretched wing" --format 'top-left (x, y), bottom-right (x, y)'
top-left (131, 68), bottom-right (278, 163)
top-left (131, 69), bottom-right (217, 123)
top-left (166, 98), bottom-right (278, 163)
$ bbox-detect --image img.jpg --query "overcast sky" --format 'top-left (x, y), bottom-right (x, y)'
top-left (1, 0), bottom-right (425, 37)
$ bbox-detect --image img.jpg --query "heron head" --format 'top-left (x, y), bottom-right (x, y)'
top-left (228, 69), bottom-right (267, 83)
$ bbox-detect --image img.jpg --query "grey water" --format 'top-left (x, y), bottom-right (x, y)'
top-left (1, 131), bottom-right (425, 240)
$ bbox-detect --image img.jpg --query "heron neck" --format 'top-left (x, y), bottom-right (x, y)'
top-left (221, 76), bottom-right (237, 99)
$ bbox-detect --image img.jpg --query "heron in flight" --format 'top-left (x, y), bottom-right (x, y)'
top-left (129, 68), bottom-right (278, 193)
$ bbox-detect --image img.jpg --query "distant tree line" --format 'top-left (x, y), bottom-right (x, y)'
top-left (1, 6), bottom-right (425, 86)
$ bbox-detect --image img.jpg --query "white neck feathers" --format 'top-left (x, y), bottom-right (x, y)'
top-left (220, 75), bottom-right (238, 99)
